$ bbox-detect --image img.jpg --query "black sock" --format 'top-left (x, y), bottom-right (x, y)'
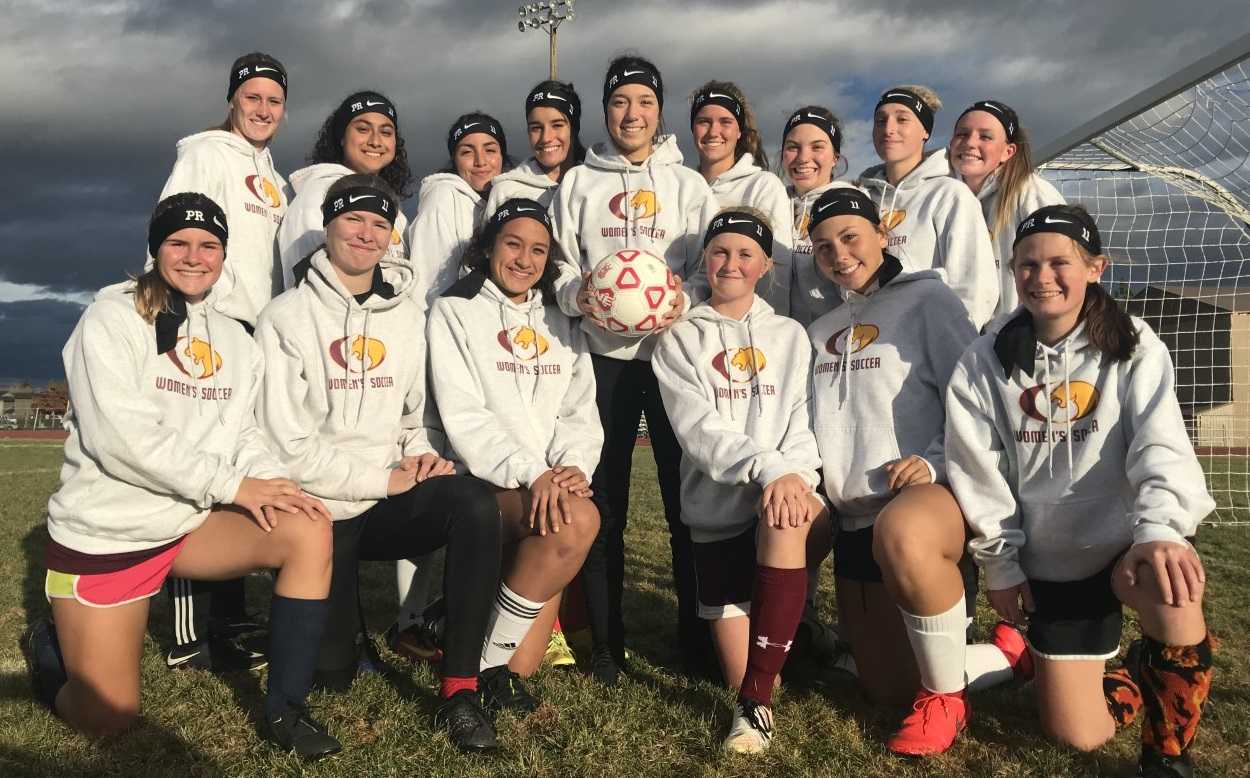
top-left (437, 480), bottom-right (501, 680)
top-left (266, 595), bottom-right (328, 719)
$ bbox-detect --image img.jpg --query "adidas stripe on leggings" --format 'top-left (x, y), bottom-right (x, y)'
top-left (166, 576), bottom-right (247, 649)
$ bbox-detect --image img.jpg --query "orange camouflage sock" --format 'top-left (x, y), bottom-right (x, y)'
top-left (1139, 633), bottom-right (1216, 758)
top-left (1104, 663), bottom-right (1144, 730)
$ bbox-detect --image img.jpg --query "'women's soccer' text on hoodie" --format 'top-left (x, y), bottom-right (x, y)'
top-left (484, 157), bottom-right (561, 215)
top-left (276, 163), bottom-right (409, 290)
top-left (787, 179), bottom-right (858, 328)
top-left (858, 150), bottom-right (998, 328)
top-left (945, 314), bottom-right (1215, 591)
top-left (705, 153), bottom-right (795, 316)
top-left (427, 272), bottom-right (603, 488)
top-left (551, 134), bottom-right (719, 361)
top-left (48, 283), bottom-right (284, 555)
top-left (256, 250), bottom-right (443, 520)
top-left (652, 296), bottom-right (821, 542)
top-left (158, 130), bottom-right (287, 327)
top-left (404, 172), bottom-right (485, 307)
top-left (808, 257), bottom-right (977, 529)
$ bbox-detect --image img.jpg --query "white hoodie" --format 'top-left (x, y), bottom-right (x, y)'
top-left (276, 163), bottom-right (410, 290)
top-left (158, 130), bottom-right (287, 327)
top-left (945, 314), bottom-right (1215, 591)
top-left (704, 154), bottom-right (794, 317)
top-left (787, 179), bottom-right (859, 328)
top-left (551, 134), bottom-right (720, 361)
top-left (484, 157), bottom-right (562, 214)
top-left (808, 259), bottom-right (977, 529)
top-left (948, 164), bottom-right (1065, 317)
top-left (858, 150), bottom-right (998, 328)
top-left (256, 250), bottom-right (442, 520)
top-left (652, 296), bottom-right (821, 542)
top-left (47, 283), bottom-right (284, 555)
top-left (427, 272), bottom-right (603, 488)
top-left (404, 172), bottom-right (485, 307)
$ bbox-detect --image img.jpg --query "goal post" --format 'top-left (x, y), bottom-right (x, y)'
top-left (1038, 32), bottom-right (1250, 526)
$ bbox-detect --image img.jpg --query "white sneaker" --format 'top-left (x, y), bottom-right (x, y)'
top-left (722, 699), bottom-right (774, 753)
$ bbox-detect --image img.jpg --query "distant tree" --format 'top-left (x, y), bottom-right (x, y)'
top-left (33, 381), bottom-right (68, 413)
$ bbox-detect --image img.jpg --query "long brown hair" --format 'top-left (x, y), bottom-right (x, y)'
top-left (990, 127), bottom-right (1035, 240)
top-left (132, 268), bottom-right (174, 324)
top-left (690, 80), bottom-right (769, 170)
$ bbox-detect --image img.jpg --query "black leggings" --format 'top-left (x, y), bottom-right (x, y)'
top-left (581, 354), bottom-right (707, 665)
top-left (318, 475), bottom-right (501, 680)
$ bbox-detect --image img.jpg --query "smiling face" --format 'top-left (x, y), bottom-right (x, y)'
top-left (454, 133), bottom-right (503, 192)
top-left (229, 78), bottom-right (285, 148)
top-left (781, 123), bottom-right (836, 195)
top-left (605, 83), bottom-right (660, 162)
top-left (527, 106), bottom-right (573, 173)
top-left (949, 110), bottom-right (1016, 191)
top-left (489, 217), bottom-right (550, 302)
top-left (692, 104), bottom-right (740, 171)
top-left (325, 210), bottom-right (393, 283)
top-left (342, 112), bottom-right (397, 176)
top-left (156, 227), bottom-right (225, 302)
top-left (812, 214), bottom-right (888, 294)
top-left (706, 231), bottom-right (772, 306)
top-left (872, 103), bottom-right (927, 165)
top-left (1013, 232), bottom-right (1106, 338)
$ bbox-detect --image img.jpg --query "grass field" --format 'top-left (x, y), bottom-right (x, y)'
top-left (0, 440), bottom-right (1247, 777)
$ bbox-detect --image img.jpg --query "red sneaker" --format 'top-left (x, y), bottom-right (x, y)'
top-left (886, 688), bottom-right (969, 757)
top-left (991, 621), bottom-right (1034, 682)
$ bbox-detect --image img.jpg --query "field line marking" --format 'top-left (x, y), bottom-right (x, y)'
top-left (0, 468), bottom-right (59, 476)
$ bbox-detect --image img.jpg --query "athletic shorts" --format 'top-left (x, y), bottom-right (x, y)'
top-left (45, 537), bottom-right (188, 608)
top-left (693, 525), bottom-right (756, 620)
top-left (1026, 555), bottom-right (1125, 661)
top-left (833, 524), bottom-right (883, 583)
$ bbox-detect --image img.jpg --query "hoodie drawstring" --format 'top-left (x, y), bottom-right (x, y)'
top-left (715, 319), bottom-right (733, 421)
top-left (1038, 341), bottom-right (1076, 476)
top-left (203, 311), bottom-right (225, 426)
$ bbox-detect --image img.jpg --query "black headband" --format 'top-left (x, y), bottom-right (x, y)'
top-left (148, 193), bottom-right (228, 259)
top-left (876, 89), bottom-right (934, 135)
top-left (227, 58), bottom-right (287, 101)
top-left (321, 185), bottom-right (398, 227)
top-left (691, 88), bottom-right (743, 128)
top-left (447, 115), bottom-right (506, 157)
top-left (809, 187), bottom-right (880, 232)
top-left (489, 198), bottom-right (553, 236)
top-left (1013, 206), bottom-right (1102, 255)
top-left (703, 210), bottom-right (774, 257)
top-left (960, 99), bottom-right (1019, 143)
top-left (333, 92), bottom-right (398, 141)
top-left (602, 62), bottom-right (663, 108)
top-left (527, 85), bottom-right (581, 131)
top-left (783, 109), bottom-right (841, 153)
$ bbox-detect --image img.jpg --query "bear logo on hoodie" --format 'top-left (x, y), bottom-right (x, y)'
top-left (826, 324), bottom-right (880, 356)
top-left (244, 174), bottom-right (282, 208)
top-left (1019, 380), bottom-right (1100, 424)
top-left (329, 335), bottom-right (387, 373)
top-left (497, 326), bottom-right (550, 361)
top-left (608, 190), bottom-right (661, 221)
top-left (167, 336), bottom-right (223, 380)
top-left (712, 347), bottom-right (767, 383)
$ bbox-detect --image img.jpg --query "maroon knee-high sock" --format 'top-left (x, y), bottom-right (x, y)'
top-left (740, 566), bottom-right (807, 707)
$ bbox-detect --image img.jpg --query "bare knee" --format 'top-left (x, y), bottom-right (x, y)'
top-left (280, 513), bottom-right (333, 569)
top-left (71, 684), bottom-right (140, 738)
top-left (552, 501), bottom-right (599, 560)
top-left (1043, 719), bottom-right (1114, 753)
top-left (872, 510), bottom-right (934, 574)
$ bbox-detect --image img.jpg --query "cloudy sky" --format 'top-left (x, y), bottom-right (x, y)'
top-left (2, 0), bottom-right (1248, 381)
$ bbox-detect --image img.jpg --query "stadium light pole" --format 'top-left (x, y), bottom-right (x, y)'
top-left (517, 1), bottom-right (575, 79)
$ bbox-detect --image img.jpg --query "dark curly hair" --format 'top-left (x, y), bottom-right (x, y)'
top-left (460, 213), bottom-right (562, 304)
top-left (307, 90), bottom-right (414, 199)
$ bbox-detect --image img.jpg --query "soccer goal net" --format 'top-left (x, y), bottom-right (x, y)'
top-left (1038, 33), bottom-right (1250, 526)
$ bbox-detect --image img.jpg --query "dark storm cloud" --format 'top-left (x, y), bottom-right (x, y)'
top-left (0, 299), bottom-right (85, 382)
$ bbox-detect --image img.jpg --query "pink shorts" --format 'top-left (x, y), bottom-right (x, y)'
top-left (45, 537), bottom-right (188, 608)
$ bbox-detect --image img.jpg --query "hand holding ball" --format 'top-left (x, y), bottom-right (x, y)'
top-left (579, 249), bottom-right (682, 337)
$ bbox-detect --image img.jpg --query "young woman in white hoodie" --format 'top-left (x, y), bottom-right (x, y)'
top-left (277, 90), bottom-right (412, 289)
top-left (858, 86), bottom-right (998, 329)
top-left (805, 187), bottom-right (1029, 757)
top-left (947, 100), bottom-right (1065, 319)
top-left (22, 193), bottom-right (340, 760)
top-left (256, 175), bottom-right (506, 753)
top-left (778, 106), bottom-right (854, 327)
top-left (550, 53), bottom-right (720, 684)
top-left (158, 52), bottom-right (290, 674)
top-left (484, 81), bottom-right (586, 215)
top-left (405, 112), bottom-right (509, 306)
top-left (652, 207), bottom-right (827, 754)
top-left (689, 82), bottom-right (793, 316)
top-left (946, 205), bottom-right (1216, 778)
top-left (427, 198), bottom-right (602, 710)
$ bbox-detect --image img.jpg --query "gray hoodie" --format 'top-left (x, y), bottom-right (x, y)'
top-left (256, 249), bottom-right (443, 520)
top-left (808, 259), bottom-right (977, 529)
top-left (858, 150), bottom-right (998, 328)
top-left (484, 157), bottom-right (562, 214)
top-left (550, 134), bottom-right (719, 361)
top-left (427, 272), bottom-right (603, 489)
top-left (787, 179), bottom-right (859, 328)
top-left (652, 297), bottom-right (821, 542)
top-left (946, 315), bottom-right (1215, 590)
top-left (405, 172), bottom-right (484, 307)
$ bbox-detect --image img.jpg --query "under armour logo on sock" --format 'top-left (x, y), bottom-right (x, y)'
top-left (755, 636), bottom-right (792, 652)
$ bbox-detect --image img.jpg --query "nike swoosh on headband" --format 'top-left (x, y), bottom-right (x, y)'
top-left (348, 194), bottom-right (374, 203)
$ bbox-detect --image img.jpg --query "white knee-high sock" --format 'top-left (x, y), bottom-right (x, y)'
top-left (480, 583), bottom-right (545, 671)
top-left (899, 596), bottom-right (968, 694)
top-left (965, 644), bottom-right (1013, 691)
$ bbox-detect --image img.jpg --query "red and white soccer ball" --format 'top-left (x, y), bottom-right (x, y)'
top-left (586, 249), bottom-right (679, 337)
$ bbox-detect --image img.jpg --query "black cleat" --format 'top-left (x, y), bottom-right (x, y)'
top-left (435, 690), bottom-right (498, 752)
top-left (480, 665), bottom-right (540, 714)
top-left (1137, 749), bottom-right (1194, 778)
top-left (265, 706), bottom-right (342, 760)
top-left (21, 618), bottom-right (67, 711)
top-left (166, 638), bottom-right (267, 672)
top-left (590, 645), bottom-right (620, 687)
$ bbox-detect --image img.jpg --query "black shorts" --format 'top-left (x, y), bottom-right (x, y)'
top-left (693, 525), bottom-right (756, 619)
top-left (833, 524), bottom-right (883, 584)
top-left (1026, 556), bottom-right (1124, 661)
